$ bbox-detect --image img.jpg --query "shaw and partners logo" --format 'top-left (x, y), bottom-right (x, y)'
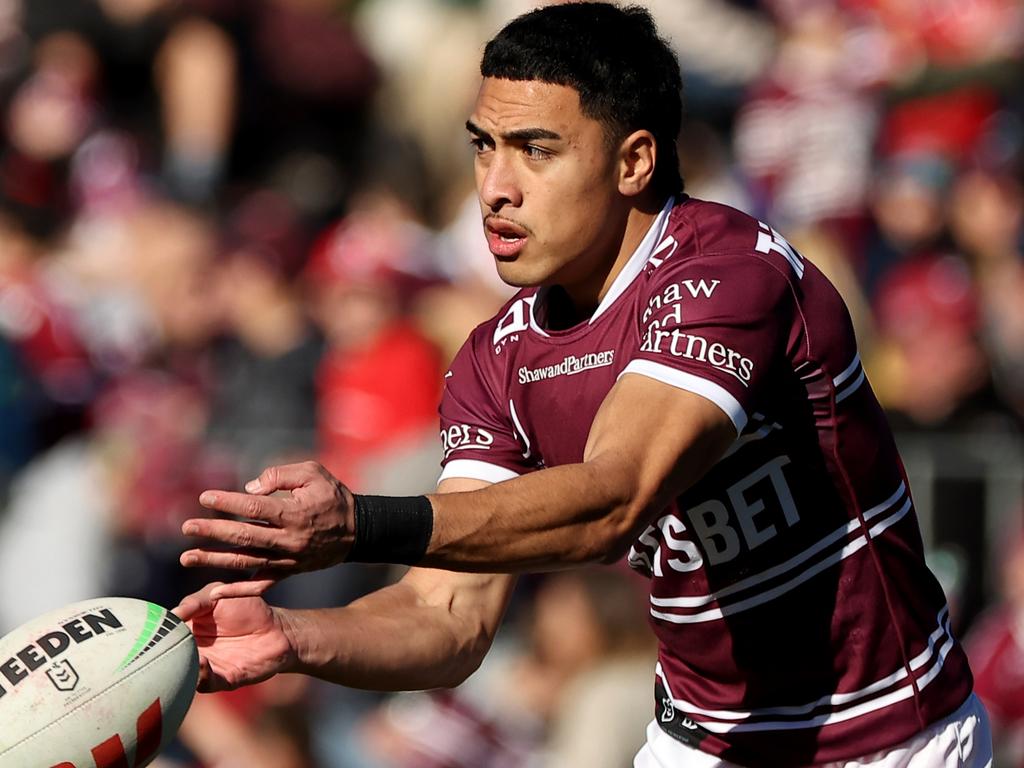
top-left (518, 350), bottom-right (615, 384)
top-left (641, 300), bottom-right (754, 386)
top-left (642, 326), bottom-right (754, 386)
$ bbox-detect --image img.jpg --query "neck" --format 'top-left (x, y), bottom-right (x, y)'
top-left (559, 196), bottom-right (665, 320)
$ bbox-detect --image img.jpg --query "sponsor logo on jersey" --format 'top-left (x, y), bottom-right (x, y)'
top-left (755, 222), bottom-right (804, 279)
top-left (441, 424), bottom-right (495, 458)
top-left (640, 278), bottom-right (751, 383)
top-left (660, 697), bottom-right (676, 722)
top-left (641, 323), bottom-right (754, 386)
top-left (642, 279), bottom-right (721, 325)
top-left (0, 608), bottom-right (123, 700)
top-left (655, 677), bottom-right (710, 749)
top-left (642, 279), bottom-right (721, 324)
top-left (492, 297), bottom-right (535, 353)
top-left (630, 455), bottom-right (798, 575)
top-left (518, 350), bottom-right (615, 384)
top-left (647, 235), bottom-right (679, 269)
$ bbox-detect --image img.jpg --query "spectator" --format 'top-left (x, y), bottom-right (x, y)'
top-left (206, 189), bottom-right (321, 483)
top-left (303, 189), bottom-right (443, 494)
top-left (968, 533), bottom-right (1024, 767)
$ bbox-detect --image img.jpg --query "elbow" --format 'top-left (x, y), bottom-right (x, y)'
top-left (595, 514), bottom-right (644, 564)
top-left (584, 498), bottom-right (654, 566)
top-left (597, 529), bottom-right (640, 564)
top-left (437, 647), bottom-right (487, 689)
top-left (571, 458), bottom-right (659, 565)
top-left (436, 618), bottom-right (494, 689)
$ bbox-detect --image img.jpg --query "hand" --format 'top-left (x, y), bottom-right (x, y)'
top-left (172, 583), bottom-right (297, 693)
top-left (179, 461), bottom-right (355, 597)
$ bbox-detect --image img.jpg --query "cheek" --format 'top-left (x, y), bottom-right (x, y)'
top-left (536, 166), bottom-right (611, 232)
top-left (544, 184), bottom-right (616, 254)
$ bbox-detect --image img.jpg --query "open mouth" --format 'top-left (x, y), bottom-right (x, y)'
top-left (485, 217), bottom-right (529, 258)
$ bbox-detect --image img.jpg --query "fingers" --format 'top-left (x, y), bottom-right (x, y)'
top-left (244, 461), bottom-right (324, 495)
top-left (196, 490), bottom-right (283, 523)
top-left (179, 546), bottom-right (298, 571)
top-left (182, 517), bottom-right (296, 551)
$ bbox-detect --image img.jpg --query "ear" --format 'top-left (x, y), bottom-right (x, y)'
top-left (617, 129), bottom-right (656, 197)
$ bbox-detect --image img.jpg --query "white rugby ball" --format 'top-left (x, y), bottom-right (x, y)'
top-left (0, 596), bottom-right (198, 768)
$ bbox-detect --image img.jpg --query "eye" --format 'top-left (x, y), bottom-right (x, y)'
top-left (523, 144), bottom-right (551, 160)
top-left (469, 137), bottom-right (491, 154)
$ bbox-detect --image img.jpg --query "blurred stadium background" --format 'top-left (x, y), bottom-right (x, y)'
top-left (1, 0), bottom-right (1024, 766)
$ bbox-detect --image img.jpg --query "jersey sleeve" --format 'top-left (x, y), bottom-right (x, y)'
top-left (437, 329), bottom-right (536, 486)
top-left (624, 253), bottom-right (794, 434)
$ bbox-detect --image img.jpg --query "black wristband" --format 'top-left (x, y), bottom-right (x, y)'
top-left (347, 494), bottom-right (434, 565)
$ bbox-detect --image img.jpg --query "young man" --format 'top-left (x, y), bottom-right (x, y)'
top-left (177, 4), bottom-right (991, 766)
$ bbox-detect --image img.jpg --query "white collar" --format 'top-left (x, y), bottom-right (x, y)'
top-left (590, 196), bottom-right (675, 323)
top-left (529, 197), bottom-right (675, 334)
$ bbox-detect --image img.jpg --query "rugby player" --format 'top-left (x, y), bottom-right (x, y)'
top-left (176, 4), bottom-right (992, 765)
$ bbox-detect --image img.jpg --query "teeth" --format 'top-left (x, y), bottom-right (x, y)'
top-left (500, 234), bottom-right (519, 242)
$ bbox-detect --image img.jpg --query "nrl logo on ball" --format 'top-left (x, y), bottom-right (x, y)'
top-left (46, 660), bottom-right (79, 692)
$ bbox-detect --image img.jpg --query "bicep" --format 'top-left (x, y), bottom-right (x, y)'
top-left (605, 256), bottom-right (793, 512)
top-left (583, 373), bottom-right (737, 515)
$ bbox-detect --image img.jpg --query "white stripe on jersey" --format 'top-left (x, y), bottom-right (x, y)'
top-left (509, 399), bottom-right (532, 459)
top-left (656, 606), bottom-right (955, 733)
top-left (645, 482), bottom-right (910, 622)
top-left (591, 196), bottom-right (675, 322)
top-left (833, 353), bottom-right (862, 388)
top-left (833, 353), bottom-right (866, 404)
top-left (437, 459), bottom-right (520, 485)
top-left (620, 359), bottom-right (748, 433)
top-left (721, 417), bottom-right (783, 459)
top-left (835, 369), bottom-right (866, 404)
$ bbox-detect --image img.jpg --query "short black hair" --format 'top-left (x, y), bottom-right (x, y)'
top-left (481, 2), bottom-right (684, 198)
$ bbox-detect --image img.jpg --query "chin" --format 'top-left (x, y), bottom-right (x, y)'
top-left (493, 259), bottom-right (550, 289)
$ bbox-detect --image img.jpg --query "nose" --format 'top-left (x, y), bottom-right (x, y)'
top-left (478, 151), bottom-right (522, 212)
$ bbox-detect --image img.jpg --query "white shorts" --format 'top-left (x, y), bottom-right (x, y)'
top-left (633, 693), bottom-right (992, 768)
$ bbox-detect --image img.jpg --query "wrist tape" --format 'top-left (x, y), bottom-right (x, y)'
top-left (347, 494), bottom-right (434, 565)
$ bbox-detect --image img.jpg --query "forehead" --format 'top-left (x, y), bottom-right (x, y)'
top-left (470, 77), bottom-right (596, 136)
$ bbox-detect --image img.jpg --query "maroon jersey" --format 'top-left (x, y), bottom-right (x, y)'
top-left (438, 197), bottom-right (972, 766)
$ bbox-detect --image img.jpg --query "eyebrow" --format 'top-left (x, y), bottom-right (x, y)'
top-left (465, 120), bottom-right (562, 142)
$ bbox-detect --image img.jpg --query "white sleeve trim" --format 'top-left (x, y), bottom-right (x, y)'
top-left (619, 359), bottom-right (748, 434)
top-left (438, 459), bottom-right (521, 486)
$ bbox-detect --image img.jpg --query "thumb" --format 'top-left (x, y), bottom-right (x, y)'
top-left (172, 582), bottom-right (225, 622)
top-left (210, 575), bottom-right (280, 600)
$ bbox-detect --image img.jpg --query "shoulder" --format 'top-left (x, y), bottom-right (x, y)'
top-left (639, 199), bottom-right (796, 316)
top-left (670, 197), bottom-right (762, 249)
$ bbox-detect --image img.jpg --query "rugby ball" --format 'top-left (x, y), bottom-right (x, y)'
top-left (0, 597), bottom-right (198, 767)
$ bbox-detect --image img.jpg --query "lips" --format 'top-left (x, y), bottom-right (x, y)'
top-left (485, 217), bottom-right (528, 258)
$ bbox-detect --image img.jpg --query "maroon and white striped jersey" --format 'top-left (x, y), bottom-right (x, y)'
top-left (438, 197), bottom-right (972, 766)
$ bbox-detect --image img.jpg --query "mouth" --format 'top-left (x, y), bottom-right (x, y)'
top-left (485, 216), bottom-right (529, 259)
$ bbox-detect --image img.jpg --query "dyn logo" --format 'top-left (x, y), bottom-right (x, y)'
top-left (46, 660), bottom-right (79, 692)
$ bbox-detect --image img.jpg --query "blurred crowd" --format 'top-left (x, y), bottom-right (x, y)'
top-left (2, 0), bottom-right (1024, 766)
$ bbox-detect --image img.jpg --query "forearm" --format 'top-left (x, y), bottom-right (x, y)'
top-left (420, 380), bottom-right (737, 572)
top-left (424, 457), bottom-right (637, 572)
top-left (279, 572), bottom-right (510, 691)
